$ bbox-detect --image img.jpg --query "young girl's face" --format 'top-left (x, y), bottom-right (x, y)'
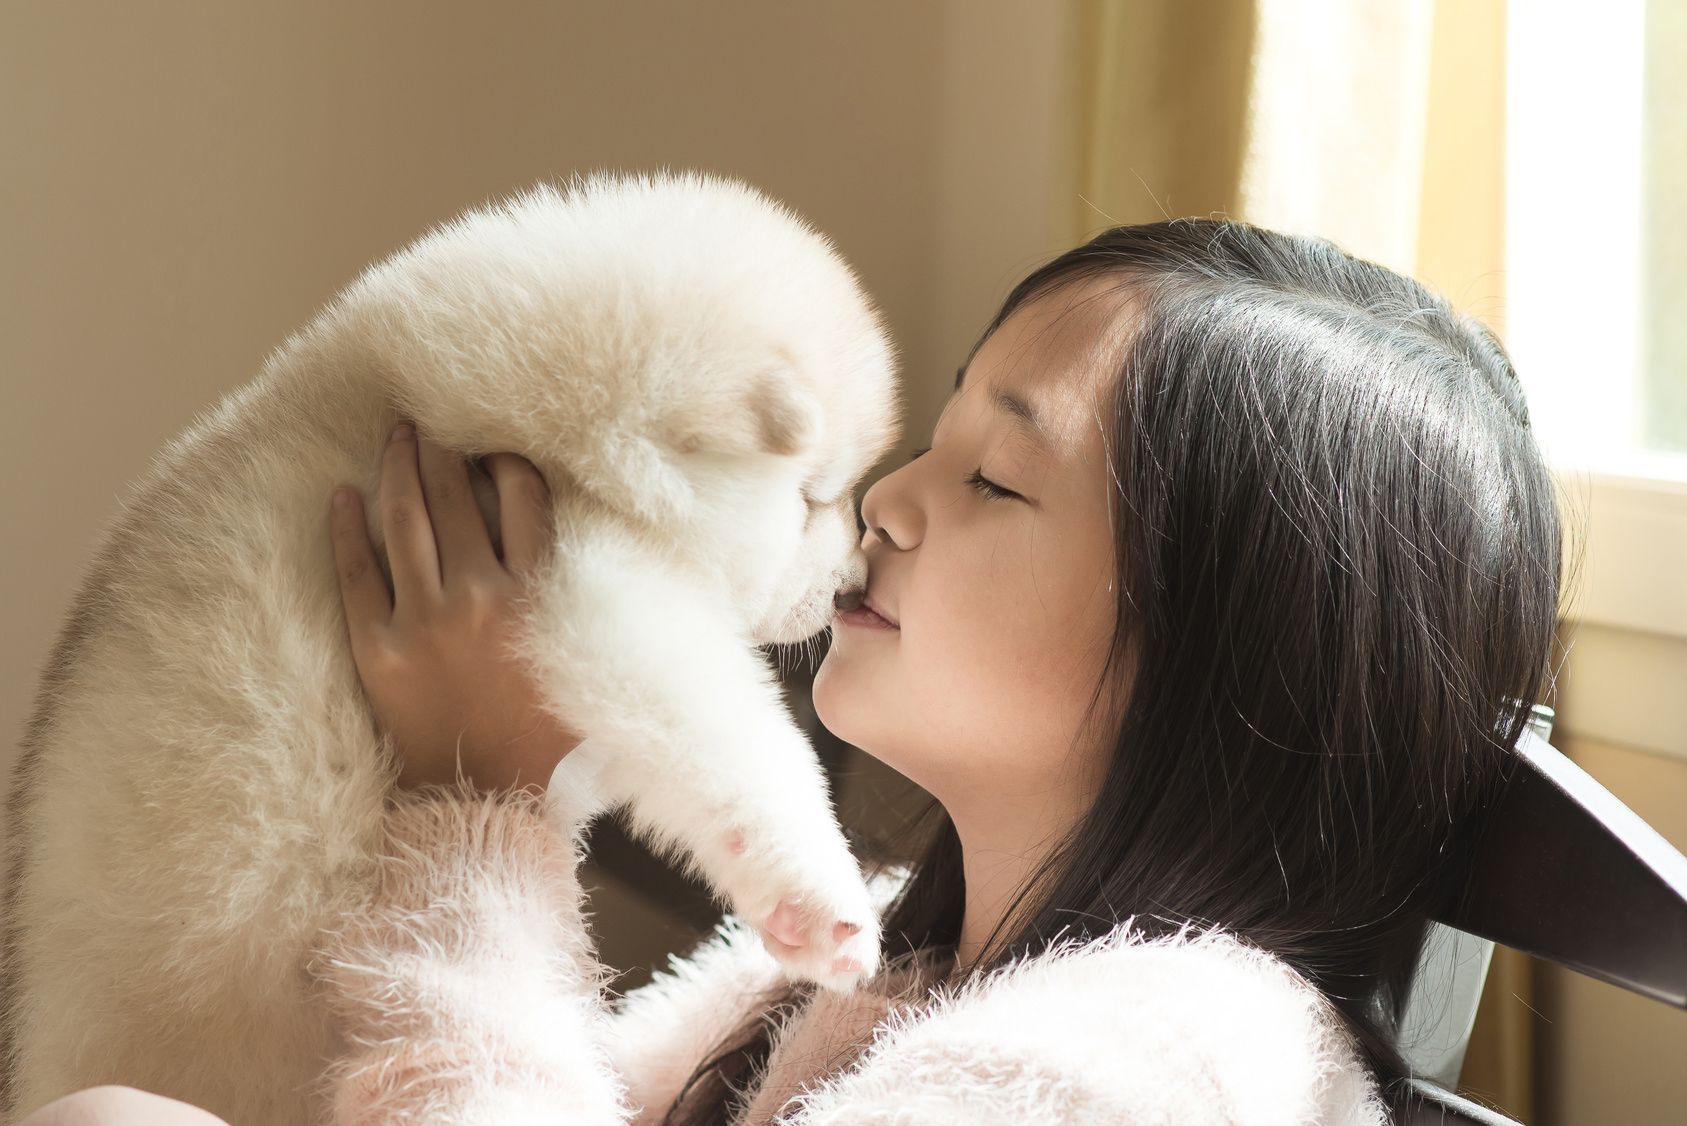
top-left (813, 276), bottom-right (1130, 823)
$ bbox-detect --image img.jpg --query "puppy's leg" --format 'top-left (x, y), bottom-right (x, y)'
top-left (527, 537), bottom-right (881, 992)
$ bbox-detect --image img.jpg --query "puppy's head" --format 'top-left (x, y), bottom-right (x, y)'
top-left (671, 346), bottom-right (899, 645)
top-left (611, 172), bottom-right (903, 646)
top-left (345, 169), bottom-right (901, 640)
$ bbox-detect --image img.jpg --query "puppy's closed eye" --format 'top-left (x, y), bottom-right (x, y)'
top-left (666, 366), bottom-right (822, 459)
top-left (753, 374), bottom-right (822, 458)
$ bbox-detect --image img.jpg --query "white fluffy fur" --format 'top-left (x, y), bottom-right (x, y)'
top-left (778, 924), bottom-right (1391, 1125)
top-left (1, 169), bottom-right (901, 1123)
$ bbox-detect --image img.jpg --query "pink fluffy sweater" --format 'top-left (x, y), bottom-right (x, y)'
top-left (303, 781), bottom-right (1391, 1124)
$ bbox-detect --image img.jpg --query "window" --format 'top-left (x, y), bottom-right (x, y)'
top-left (1507, 0), bottom-right (1687, 763)
top-left (1506, 0), bottom-right (1686, 478)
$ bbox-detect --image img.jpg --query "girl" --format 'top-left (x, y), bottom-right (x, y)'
top-left (29, 218), bottom-right (1561, 1125)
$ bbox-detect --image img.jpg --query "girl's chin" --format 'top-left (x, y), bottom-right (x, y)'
top-left (811, 647), bottom-right (870, 739)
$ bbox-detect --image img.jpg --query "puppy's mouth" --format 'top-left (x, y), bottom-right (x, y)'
top-left (756, 595), bottom-right (837, 647)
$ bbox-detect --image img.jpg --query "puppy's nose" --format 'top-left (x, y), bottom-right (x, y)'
top-left (833, 586), bottom-right (865, 612)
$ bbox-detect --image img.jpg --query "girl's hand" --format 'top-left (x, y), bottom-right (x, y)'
top-left (328, 422), bottom-right (583, 797)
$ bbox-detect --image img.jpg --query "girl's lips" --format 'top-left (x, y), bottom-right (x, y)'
top-left (836, 605), bottom-right (898, 631)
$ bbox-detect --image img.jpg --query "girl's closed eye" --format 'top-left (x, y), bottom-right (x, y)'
top-left (906, 446), bottom-right (1022, 502)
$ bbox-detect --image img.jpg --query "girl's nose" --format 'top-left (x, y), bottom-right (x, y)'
top-left (860, 478), bottom-right (920, 552)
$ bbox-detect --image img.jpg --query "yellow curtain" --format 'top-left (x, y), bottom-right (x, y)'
top-left (1063, 0), bottom-right (1529, 1117)
top-left (1057, 0), bottom-right (1255, 244)
top-left (1063, 0), bottom-right (1507, 329)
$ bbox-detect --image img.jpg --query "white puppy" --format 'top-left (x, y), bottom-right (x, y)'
top-left (0, 169), bottom-right (902, 1123)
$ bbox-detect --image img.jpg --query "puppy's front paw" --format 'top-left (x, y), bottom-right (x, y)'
top-left (755, 896), bottom-right (881, 992)
top-left (720, 829), bottom-right (882, 992)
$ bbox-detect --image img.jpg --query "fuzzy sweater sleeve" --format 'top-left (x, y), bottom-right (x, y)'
top-left (303, 779), bottom-right (634, 1125)
top-left (772, 926), bottom-right (1392, 1126)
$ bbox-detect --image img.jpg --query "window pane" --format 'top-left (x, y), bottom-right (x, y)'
top-left (1641, 0), bottom-right (1687, 455)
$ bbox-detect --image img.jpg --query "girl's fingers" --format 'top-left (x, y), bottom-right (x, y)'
top-left (482, 452), bottom-right (552, 578)
top-left (414, 431), bottom-right (498, 584)
top-left (328, 486), bottom-right (392, 640)
top-left (379, 423), bottom-right (442, 606)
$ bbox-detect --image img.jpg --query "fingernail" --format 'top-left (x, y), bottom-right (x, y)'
top-left (392, 422), bottom-right (414, 441)
top-left (333, 487), bottom-right (353, 509)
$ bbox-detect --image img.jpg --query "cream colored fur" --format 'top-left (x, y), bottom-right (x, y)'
top-left (1, 169), bottom-right (901, 1124)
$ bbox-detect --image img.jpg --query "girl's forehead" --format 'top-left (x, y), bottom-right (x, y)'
top-left (995, 275), bottom-right (1137, 377)
top-left (956, 277), bottom-right (1137, 451)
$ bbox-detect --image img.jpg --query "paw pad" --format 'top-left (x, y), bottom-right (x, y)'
top-left (762, 899), bottom-right (808, 947)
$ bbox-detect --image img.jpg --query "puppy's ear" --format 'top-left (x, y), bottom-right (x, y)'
top-left (750, 372), bottom-right (823, 457)
top-left (670, 363), bottom-right (823, 459)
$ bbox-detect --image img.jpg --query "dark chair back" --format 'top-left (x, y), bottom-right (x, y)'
top-left (1399, 705), bottom-right (1687, 1124)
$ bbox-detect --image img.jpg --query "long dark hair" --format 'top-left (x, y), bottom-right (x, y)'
top-left (661, 217), bottom-right (1569, 1123)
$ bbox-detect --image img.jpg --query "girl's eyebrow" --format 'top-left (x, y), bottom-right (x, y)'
top-left (954, 365), bottom-right (1052, 453)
